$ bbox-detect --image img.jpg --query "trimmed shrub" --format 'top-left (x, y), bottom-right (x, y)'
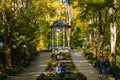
top-left (2, 67), bottom-right (23, 76)
top-left (86, 52), bottom-right (93, 60)
top-left (59, 72), bottom-right (65, 78)
top-left (0, 73), bottom-right (8, 80)
top-left (76, 72), bottom-right (87, 80)
top-left (36, 72), bottom-right (87, 80)
top-left (51, 52), bottom-right (72, 61)
top-left (82, 49), bottom-right (89, 56)
top-left (0, 64), bottom-right (4, 69)
top-left (46, 63), bottom-right (52, 71)
top-left (36, 73), bottom-right (45, 80)
top-left (83, 50), bottom-right (93, 60)
top-left (109, 65), bottom-right (120, 79)
top-left (92, 58), bottom-right (98, 67)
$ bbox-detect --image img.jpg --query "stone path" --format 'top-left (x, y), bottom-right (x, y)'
top-left (7, 52), bottom-right (51, 80)
top-left (6, 50), bottom-right (115, 80)
top-left (70, 50), bottom-right (99, 80)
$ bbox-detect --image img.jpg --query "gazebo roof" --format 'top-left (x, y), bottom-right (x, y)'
top-left (50, 20), bottom-right (71, 28)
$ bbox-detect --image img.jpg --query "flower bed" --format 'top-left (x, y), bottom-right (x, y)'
top-left (37, 52), bottom-right (87, 80)
top-left (51, 52), bottom-right (72, 61)
top-left (36, 72), bottom-right (87, 80)
top-left (46, 61), bottom-right (75, 72)
top-left (46, 52), bottom-right (75, 72)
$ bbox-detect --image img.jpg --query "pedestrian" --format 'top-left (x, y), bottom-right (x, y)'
top-left (98, 59), bottom-right (103, 77)
top-left (103, 59), bottom-right (110, 74)
top-left (56, 63), bottom-right (62, 74)
top-left (56, 55), bottom-right (60, 61)
top-left (61, 63), bottom-right (67, 72)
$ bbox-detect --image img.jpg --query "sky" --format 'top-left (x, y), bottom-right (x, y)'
top-left (60, 0), bottom-right (68, 5)
top-left (60, 0), bottom-right (67, 3)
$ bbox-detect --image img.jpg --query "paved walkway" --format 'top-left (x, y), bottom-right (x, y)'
top-left (7, 52), bottom-right (51, 80)
top-left (6, 50), bottom-right (115, 80)
top-left (70, 50), bottom-right (99, 80)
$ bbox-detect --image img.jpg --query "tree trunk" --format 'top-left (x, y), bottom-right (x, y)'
top-left (110, 22), bottom-right (116, 65)
top-left (98, 11), bottom-right (104, 59)
top-left (93, 28), bottom-right (97, 58)
top-left (109, 4), bottom-right (117, 65)
top-left (2, 0), bottom-right (12, 67)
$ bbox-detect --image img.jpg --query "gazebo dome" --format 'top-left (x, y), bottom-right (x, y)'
top-left (50, 20), bottom-right (71, 28)
top-left (50, 20), bottom-right (71, 52)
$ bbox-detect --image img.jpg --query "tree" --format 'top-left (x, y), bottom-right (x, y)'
top-left (1, 0), bottom-right (12, 67)
top-left (109, 0), bottom-right (117, 65)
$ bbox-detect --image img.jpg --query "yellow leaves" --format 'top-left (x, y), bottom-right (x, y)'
top-left (93, 0), bottom-right (105, 3)
top-left (0, 3), bottom-right (2, 10)
top-left (73, 1), bottom-right (79, 7)
top-left (80, 21), bottom-right (88, 31)
top-left (36, 36), bottom-right (46, 51)
top-left (47, 2), bottom-right (52, 8)
top-left (72, 1), bottom-right (83, 19)
top-left (72, 7), bottom-right (81, 18)
top-left (37, 17), bottom-right (45, 22)
top-left (73, 19), bottom-right (82, 28)
top-left (51, 1), bottom-right (65, 16)
top-left (72, 18), bottom-right (88, 32)
top-left (48, 1), bottom-right (67, 26)
top-left (5, 1), bottom-right (11, 8)
top-left (0, 1), bottom-right (11, 9)
top-left (85, 0), bottom-right (105, 3)
top-left (52, 1), bottom-right (63, 9)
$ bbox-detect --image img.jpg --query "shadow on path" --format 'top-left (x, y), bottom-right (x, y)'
top-left (7, 52), bottom-right (51, 80)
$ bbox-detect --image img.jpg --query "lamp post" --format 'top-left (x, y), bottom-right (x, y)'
top-left (12, 44), bottom-right (16, 49)
top-left (105, 44), bottom-right (110, 59)
top-left (23, 44), bottom-right (27, 62)
top-left (23, 44), bottom-right (27, 58)
top-left (0, 40), bottom-right (3, 47)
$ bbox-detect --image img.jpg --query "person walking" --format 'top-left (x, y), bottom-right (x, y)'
top-left (103, 59), bottom-right (110, 74)
top-left (61, 63), bottom-right (67, 72)
top-left (98, 59), bottom-right (104, 77)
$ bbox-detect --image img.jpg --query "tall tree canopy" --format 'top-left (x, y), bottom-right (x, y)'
top-left (0, 0), bottom-right (120, 68)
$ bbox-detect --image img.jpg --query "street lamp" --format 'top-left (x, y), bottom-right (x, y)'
top-left (12, 44), bottom-right (16, 49)
top-left (0, 40), bottom-right (3, 47)
top-left (105, 44), bottom-right (110, 58)
top-left (23, 44), bottom-right (27, 48)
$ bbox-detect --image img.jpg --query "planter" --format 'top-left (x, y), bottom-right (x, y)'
top-left (37, 52), bottom-right (87, 80)
top-left (36, 72), bottom-right (87, 80)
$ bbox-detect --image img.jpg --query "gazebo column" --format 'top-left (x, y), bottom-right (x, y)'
top-left (66, 28), bottom-right (70, 49)
top-left (56, 28), bottom-right (59, 49)
top-left (63, 27), bottom-right (65, 48)
top-left (67, 28), bottom-right (70, 49)
top-left (52, 28), bottom-right (54, 50)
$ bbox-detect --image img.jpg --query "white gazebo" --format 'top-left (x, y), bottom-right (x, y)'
top-left (50, 20), bottom-right (71, 52)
